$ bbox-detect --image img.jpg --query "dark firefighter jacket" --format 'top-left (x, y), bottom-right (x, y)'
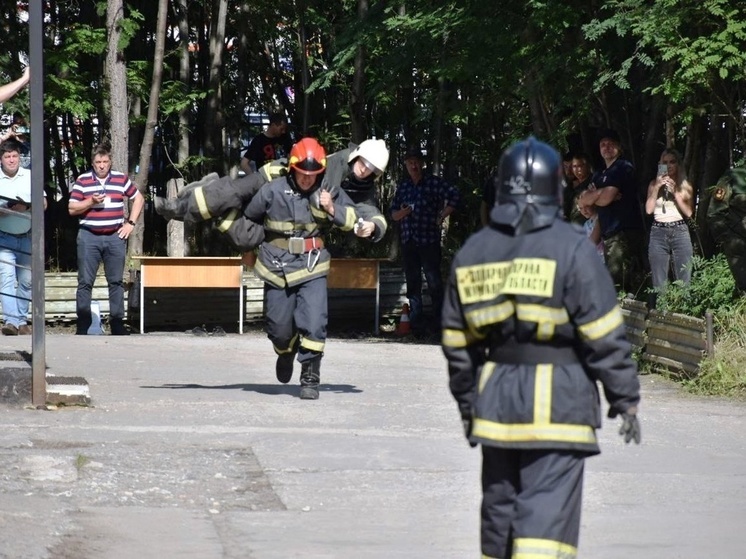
top-left (244, 175), bottom-right (359, 288)
top-left (441, 216), bottom-right (640, 455)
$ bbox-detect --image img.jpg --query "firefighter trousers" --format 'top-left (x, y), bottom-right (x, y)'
top-left (481, 447), bottom-right (585, 559)
top-left (264, 277), bottom-right (328, 364)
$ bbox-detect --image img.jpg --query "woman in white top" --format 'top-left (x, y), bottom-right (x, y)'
top-left (645, 148), bottom-right (695, 291)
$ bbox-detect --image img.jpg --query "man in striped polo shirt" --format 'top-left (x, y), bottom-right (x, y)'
top-left (69, 142), bottom-right (143, 335)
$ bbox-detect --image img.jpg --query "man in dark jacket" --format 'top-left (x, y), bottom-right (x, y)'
top-left (441, 137), bottom-right (641, 559)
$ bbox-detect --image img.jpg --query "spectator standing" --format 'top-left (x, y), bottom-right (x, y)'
top-left (391, 147), bottom-right (460, 335)
top-left (0, 139), bottom-right (45, 335)
top-left (579, 129), bottom-right (646, 294)
top-left (0, 114), bottom-right (31, 168)
top-left (645, 148), bottom-right (694, 294)
top-left (563, 153), bottom-right (593, 225)
top-left (239, 112), bottom-right (292, 175)
top-left (441, 137), bottom-right (641, 559)
top-left (68, 143), bottom-right (144, 336)
top-left (0, 67), bottom-right (30, 103)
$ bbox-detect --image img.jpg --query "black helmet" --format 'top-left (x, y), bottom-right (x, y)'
top-left (491, 137), bottom-right (563, 234)
top-left (496, 136), bottom-right (562, 206)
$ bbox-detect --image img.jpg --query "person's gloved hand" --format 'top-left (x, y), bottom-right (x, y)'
top-left (619, 409), bottom-right (641, 444)
top-left (462, 415), bottom-right (478, 448)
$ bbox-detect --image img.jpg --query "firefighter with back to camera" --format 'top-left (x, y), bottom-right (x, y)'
top-left (244, 138), bottom-right (362, 400)
top-left (441, 137), bottom-right (641, 558)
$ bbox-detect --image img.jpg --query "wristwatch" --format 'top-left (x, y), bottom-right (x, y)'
top-left (126, 219), bottom-right (136, 226)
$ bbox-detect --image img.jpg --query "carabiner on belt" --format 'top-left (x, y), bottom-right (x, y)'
top-left (306, 248), bottom-right (320, 272)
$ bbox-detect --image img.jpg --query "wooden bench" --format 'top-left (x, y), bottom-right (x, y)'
top-left (133, 256), bottom-right (244, 334)
top-left (27, 263), bottom-right (420, 332)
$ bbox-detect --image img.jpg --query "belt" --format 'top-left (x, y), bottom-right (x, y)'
top-left (268, 236), bottom-right (324, 254)
top-left (652, 220), bottom-right (685, 228)
top-left (0, 229), bottom-right (31, 238)
top-left (489, 342), bottom-right (579, 365)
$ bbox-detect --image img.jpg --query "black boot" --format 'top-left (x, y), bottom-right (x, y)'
top-left (299, 357), bottom-right (321, 400)
top-left (154, 197), bottom-right (184, 221)
top-left (110, 318), bottom-right (130, 336)
top-left (275, 353), bottom-right (295, 384)
top-left (76, 312), bottom-right (92, 335)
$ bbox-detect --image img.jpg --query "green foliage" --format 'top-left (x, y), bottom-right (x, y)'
top-left (682, 298), bottom-right (746, 399)
top-left (654, 253), bottom-right (738, 318)
top-left (654, 254), bottom-right (746, 399)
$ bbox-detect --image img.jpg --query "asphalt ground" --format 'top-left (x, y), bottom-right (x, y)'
top-left (1, 330), bottom-right (745, 558)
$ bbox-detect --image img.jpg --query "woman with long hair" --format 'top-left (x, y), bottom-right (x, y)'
top-left (645, 148), bottom-right (695, 293)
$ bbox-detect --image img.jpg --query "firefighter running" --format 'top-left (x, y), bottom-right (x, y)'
top-left (441, 137), bottom-right (641, 559)
top-left (244, 138), bottom-right (362, 400)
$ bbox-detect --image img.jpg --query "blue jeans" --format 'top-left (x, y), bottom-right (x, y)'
top-left (0, 231), bottom-right (32, 327)
top-left (76, 229), bottom-right (127, 329)
top-left (401, 241), bottom-right (444, 330)
top-left (648, 222), bottom-right (693, 288)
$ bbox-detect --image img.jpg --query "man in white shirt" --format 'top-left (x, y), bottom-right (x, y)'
top-left (0, 139), bottom-right (46, 335)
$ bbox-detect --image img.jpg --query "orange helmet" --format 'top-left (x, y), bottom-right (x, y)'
top-left (289, 138), bottom-right (327, 176)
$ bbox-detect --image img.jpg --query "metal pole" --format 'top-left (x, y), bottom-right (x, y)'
top-left (705, 310), bottom-right (715, 358)
top-left (30, 0), bottom-right (46, 407)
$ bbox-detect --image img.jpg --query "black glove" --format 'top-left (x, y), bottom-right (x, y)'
top-left (619, 411), bottom-right (641, 444)
top-left (462, 416), bottom-right (478, 448)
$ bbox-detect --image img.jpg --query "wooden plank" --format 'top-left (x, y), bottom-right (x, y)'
top-left (645, 339), bottom-right (705, 363)
top-left (648, 309), bottom-right (706, 329)
top-left (327, 259), bottom-right (381, 289)
top-left (642, 353), bottom-right (699, 375)
top-left (138, 257), bottom-right (243, 288)
top-left (646, 323), bottom-right (707, 349)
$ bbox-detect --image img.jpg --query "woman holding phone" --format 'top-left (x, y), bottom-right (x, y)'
top-left (645, 147), bottom-right (695, 298)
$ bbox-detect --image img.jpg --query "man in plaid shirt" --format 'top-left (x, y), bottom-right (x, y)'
top-left (391, 147), bottom-right (460, 336)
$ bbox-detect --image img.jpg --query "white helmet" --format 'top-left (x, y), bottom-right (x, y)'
top-left (348, 139), bottom-right (389, 175)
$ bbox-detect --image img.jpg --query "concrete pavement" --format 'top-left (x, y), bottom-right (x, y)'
top-left (1, 331), bottom-right (745, 558)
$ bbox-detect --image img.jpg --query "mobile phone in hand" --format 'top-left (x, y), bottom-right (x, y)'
top-left (657, 164), bottom-right (668, 177)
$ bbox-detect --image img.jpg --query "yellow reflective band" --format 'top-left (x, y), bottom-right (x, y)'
top-left (516, 304), bottom-right (568, 341)
top-left (478, 361), bottom-right (495, 394)
top-left (217, 208), bottom-right (239, 233)
top-left (481, 555), bottom-right (499, 559)
top-left (265, 219), bottom-right (296, 232)
top-left (310, 206), bottom-right (329, 220)
top-left (578, 306), bottom-right (623, 341)
top-left (341, 207), bottom-right (357, 231)
top-left (194, 187), bottom-right (212, 220)
top-left (456, 258), bottom-right (556, 304)
top-left (300, 337), bottom-right (325, 352)
top-left (442, 327), bottom-right (486, 348)
top-left (371, 215), bottom-right (387, 232)
top-left (264, 219), bottom-right (318, 233)
top-left (471, 417), bottom-right (597, 445)
top-left (273, 333), bottom-right (299, 355)
top-left (465, 300), bottom-right (515, 330)
top-left (513, 537), bottom-right (577, 559)
top-left (284, 260), bottom-right (331, 284)
top-left (534, 364), bottom-right (552, 424)
top-left (253, 258), bottom-right (286, 288)
top-left (516, 304), bottom-right (569, 324)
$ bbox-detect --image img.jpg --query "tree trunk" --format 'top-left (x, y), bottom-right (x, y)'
top-left (349, 0), bottom-right (368, 144)
top-left (203, 0), bottom-right (228, 166)
top-left (172, 0), bottom-right (191, 257)
top-left (130, 0), bottom-right (169, 259)
top-left (105, 0), bottom-right (128, 173)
